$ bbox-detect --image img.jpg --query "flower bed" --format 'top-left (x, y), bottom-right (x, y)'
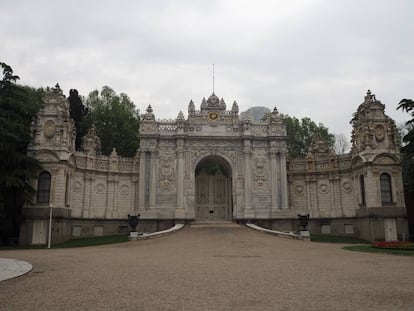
top-left (373, 241), bottom-right (414, 250)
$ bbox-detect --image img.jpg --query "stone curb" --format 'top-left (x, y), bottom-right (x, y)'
top-left (0, 258), bottom-right (33, 282)
top-left (129, 223), bottom-right (185, 241)
top-left (245, 223), bottom-right (310, 241)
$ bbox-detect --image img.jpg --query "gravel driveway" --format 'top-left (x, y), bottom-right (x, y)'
top-left (0, 224), bottom-right (413, 311)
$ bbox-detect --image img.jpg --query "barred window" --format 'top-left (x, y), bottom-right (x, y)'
top-left (360, 175), bottom-right (366, 205)
top-left (37, 171), bottom-right (51, 203)
top-left (380, 173), bottom-right (392, 204)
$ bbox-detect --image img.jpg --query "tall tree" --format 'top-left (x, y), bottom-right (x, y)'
top-left (83, 86), bottom-right (140, 157)
top-left (68, 89), bottom-right (87, 150)
top-left (0, 62), bottom-right (43, 244)
top-left (263, 113), bottom-right (335, 158)
top-left (397, 98), bottom-right (414, 195)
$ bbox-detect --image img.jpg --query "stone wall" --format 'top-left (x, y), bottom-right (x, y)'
top-left (20, 87), bottom-right (408, 244)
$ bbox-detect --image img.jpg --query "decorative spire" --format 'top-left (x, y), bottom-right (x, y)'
top-left (143, 105), bottom-right (155, 121)
top-left (232, 100), bottom-right (239, 113)
top-left (219, 98), bottom-right (226, 109)
top-left (201, 97), bottom-right (207, 109)
top-left (53, 83), bottom-right (62, 94)
top-left (177, 110), bottom-right (184, 121)
top-left (207, 93), bottom-right (220, 107)
top-left (364, 89), bottom-right (376, 104)
top-left (188, 100), bottom-right (195, 113)
top-left (270, 106), bottom-right (281, 123)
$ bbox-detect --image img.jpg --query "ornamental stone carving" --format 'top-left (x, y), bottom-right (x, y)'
top-left (351, 90), bottom-right (399, 154)
top-left (81, 127), bottom-right (101, 155)
top-left (253, 151), bottom-right (269, 191)
top-left (119, 184), bottom-right (130, 195)
top-left (159, 155), bottom-right (176, 192)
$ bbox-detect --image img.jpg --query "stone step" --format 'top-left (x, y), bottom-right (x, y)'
top-left (190, 221), bottom-right (241, 228)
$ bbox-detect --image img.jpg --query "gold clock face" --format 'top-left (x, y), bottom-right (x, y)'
top-left (208, 112), bottom-right (219, 120)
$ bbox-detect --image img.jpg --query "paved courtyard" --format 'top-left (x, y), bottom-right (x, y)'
top-left (0, 224), bottom-right (413, 311)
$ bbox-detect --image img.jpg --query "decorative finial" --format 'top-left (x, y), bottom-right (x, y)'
top-left (232, 100), bottom-right (239, 113)
top-left (177, 110), bottom-right (184, 120)
top-left (188, 100), bottom-right (195, 113)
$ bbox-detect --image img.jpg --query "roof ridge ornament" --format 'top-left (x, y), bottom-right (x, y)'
top-left (143, 105), bottom-right (155, 121)
top-left (364, 89), bottom-right (376, 103)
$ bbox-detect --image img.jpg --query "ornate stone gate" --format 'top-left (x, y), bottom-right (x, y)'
top-left (138, 92), bottom-right (290, 222)
top-left (21, 86), bottom-right (408, 244)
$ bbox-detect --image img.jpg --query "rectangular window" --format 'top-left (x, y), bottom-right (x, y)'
top-left (380, 173), bottom-right (393, 204)
top-left (37, 172), bottom-right (51, 203)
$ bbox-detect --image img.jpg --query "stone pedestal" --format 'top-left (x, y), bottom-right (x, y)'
top-left (128, 231), bottom-right (140, 241)
top-left (174, 208), bottom-right (186, 220)
top-left (300, 230), bottom-right (310, 237)
top-left (244, 208), bottom-right (255, 218)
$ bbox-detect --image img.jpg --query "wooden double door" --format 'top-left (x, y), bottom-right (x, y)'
top-left (195, 169), bottom-right (232, 221)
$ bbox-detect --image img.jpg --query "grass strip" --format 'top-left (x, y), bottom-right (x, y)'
top-left (53, 235), bottom-right (129, 248)
top-left (343, 245), bottom-right (414, 256)
top-left (0, 235), bottom-right (129, 250)
top-left (311, 234), bottom-right (369, 244)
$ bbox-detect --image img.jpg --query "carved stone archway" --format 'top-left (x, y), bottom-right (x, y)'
top-left (195, 156), bottom-right (232, 222)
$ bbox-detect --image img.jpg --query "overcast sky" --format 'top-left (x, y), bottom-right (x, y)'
top-left (1, 0), bottom-right (413, 136)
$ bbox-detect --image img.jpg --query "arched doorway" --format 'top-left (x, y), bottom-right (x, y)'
top-left (195, 156), bottom-right (232, 221)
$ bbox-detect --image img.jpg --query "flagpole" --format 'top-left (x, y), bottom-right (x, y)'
top-left (48, 203), bottom-right (53, 249)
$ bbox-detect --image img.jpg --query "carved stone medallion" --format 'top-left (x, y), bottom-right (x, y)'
top-left (44, 120), bottom-right (56, 138)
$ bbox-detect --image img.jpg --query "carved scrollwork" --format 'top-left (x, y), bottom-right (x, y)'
top-left (159, 155), bottom-right (176, 192)
top-left (253, 152), bottom-right (269, 191)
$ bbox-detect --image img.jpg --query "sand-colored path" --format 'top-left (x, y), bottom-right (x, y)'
top-left (0, 225), bottom-right (413, 310)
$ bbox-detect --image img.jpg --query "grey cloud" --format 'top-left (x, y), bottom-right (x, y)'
top-left (1, 0), bottom-right (413, 136)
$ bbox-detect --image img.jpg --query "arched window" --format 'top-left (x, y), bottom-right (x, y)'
top-left (360, 175), bottom-right (366, 205)
top-left (37, 171), bottom-right (51, 203)
top-left (380, 173), bottom-right (392, 204)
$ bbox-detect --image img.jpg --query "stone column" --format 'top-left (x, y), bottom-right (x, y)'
top-left (365, 166), bottom-right (377, 208)
top-left (131, 175), bottom-right (139, 214)
top-left (149, 151), bottom-right (158, 209)
top-left (243, 140), bottom-right (254, 218)
top-left (279, 152), bottom-right (288, 209)
top-left (269, 150), bottom-right (279, 210)
top-left (82, 173), bottom-right (94, 218)
top-left (175, 147), bottom-right (185, 219)
top-left (138, 151), bottom-right (146, 209)
top-left (106, 175), bottom-right (117, 218)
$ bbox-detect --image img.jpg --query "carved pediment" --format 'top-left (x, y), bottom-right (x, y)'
top-left (373, 155), bottom-right (397, 165)
top-left (34, 150), bottom-right (59, 162)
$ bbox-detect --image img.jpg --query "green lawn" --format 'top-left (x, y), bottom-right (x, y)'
top-left (310, 234), bottom-right (369, 244)
top-left (53, 235), bottom-right (129, 248)
top-left (0, 235), bottom-right (129, 250)
top-left (343, 245), bottom-right (414, 256)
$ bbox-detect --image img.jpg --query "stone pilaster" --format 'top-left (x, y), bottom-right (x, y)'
top-left (149, 151), bottom-right (158, 209)
top-left (243, 140), bottom-right (254, 218)
top-left (138, 151), bottom-right (146, 209)
top-left (175, 139), bottom-right (185, 219)
top-left (279, 152), bottom-right (288, 209)
top-left (269, 150), bottom-right (278, 210)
